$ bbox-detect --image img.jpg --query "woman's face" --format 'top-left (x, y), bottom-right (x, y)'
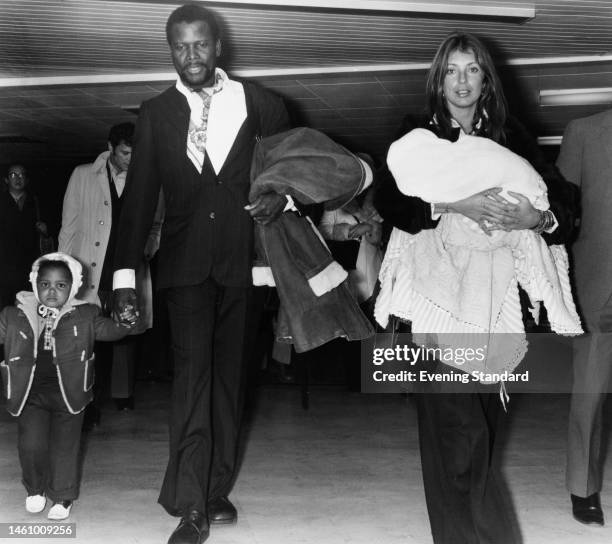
top-left (442, 48), bottom-right (484, 117)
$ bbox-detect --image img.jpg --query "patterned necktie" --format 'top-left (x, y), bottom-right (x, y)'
top-left (189, 74), bottom-right (224, 154)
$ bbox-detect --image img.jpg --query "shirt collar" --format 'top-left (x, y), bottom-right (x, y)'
top-left (107, 157), bottom-right (121, 179)
top-left (432, 113), bottom-right (483, 135)
top-left (175, 68), bottom-right (229, 99)
top-left (10, 192), bottom-right (26, 204)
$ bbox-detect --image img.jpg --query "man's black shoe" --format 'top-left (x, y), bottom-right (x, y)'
top-left (208, 496), bottom-right (237, 525)
top-left (168, 510), bottom-right (209, 544)
top-left (571, 493), bottom-right (604, 526)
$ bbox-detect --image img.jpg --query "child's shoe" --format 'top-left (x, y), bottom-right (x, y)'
top-left (48, 500), bottom-right (72, 520)
top-left (25, 494), bottom-right (46, 513)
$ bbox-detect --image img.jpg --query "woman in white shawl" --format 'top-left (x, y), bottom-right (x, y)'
top-left (373, 33), bottom-right (580, 544)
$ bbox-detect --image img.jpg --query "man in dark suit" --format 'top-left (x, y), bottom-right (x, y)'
top-left (557, 110), bottom-right (612, 526)
top-left (112, 5), bottom-right (290, 543)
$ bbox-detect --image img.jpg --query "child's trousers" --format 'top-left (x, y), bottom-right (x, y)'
top-left (18, 389), bottom-right (84, 502)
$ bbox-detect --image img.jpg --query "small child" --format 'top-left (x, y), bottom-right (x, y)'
top-left (0, 252), bottom-right (135, 520)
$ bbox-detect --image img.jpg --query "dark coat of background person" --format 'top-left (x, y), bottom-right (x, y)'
top-left (0, 189), bottom-right (40, 307)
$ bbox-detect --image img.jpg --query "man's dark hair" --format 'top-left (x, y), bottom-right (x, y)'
top-left (37, 260), bottom-right (72, 281)
top-left (6, 163), bottom-right (26, 177)
top-left (108, 122), bottom-right (135, 148)
top-left (166, 3), bottom-right (220, 43)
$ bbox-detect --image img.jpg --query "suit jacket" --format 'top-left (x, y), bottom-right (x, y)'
top-left (557, 109), bottom-right (612, 313)
top-left (114, 81), bottom-right (290, 288)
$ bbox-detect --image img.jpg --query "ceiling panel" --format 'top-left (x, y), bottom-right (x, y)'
top-left (1, 0), bottom-right (612, 167)
top-left (2, 0), bottom-right (612, 79)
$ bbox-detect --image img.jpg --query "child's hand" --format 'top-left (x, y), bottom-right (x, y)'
top-left (364, 221), bottom-right (383, 245)
top-left (117, 304), bottom-right (139, 327)
top-left (348, 223), bottom-right (372, 239)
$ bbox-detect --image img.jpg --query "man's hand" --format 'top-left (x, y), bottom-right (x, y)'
top-left (245, 192), bottom-right (287, 225)
top-left (113, 288), bottom-right (139, 326)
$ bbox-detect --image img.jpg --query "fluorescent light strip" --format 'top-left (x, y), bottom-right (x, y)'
top-left (537, 136), bottom-right (562, 146)
top-left (2, 54), bottom-right (612, 88)
top-left (201, 0), bottom-right (535, 18)
top-left (540, 87), bottom-right (612, 106)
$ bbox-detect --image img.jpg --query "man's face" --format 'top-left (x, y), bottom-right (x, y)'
top-left (5, 165), bottom-right (27, 193)
top-left (108, 141), bottom-right (132, 173)
top-left (169, 20), bottom-right (221, 90)
top-left (37, 266), bottom-right (72, 309)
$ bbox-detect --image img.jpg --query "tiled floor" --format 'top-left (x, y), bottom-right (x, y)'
top-left (0, 383), bottom-right (610, 543)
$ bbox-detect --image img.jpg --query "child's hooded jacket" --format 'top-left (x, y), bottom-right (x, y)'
top-left (0, 252), bottom-right (130, 416)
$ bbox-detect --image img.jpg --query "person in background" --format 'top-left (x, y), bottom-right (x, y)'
top-left (557, 109), bottom-right (612, 526)
top-left (58, 123), bottom-right (155, 420)
top-left (318, 184), bottom-right (383, 390)
top-left (0, 164), bottom-right (51, 310)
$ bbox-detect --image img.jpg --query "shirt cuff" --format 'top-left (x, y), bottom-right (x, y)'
top-left (545, 211), bottom-right (558, 233)
top-left (283, 195), bottom-right (297, 212)
top-left (113, 269), bottom-right (136, 290)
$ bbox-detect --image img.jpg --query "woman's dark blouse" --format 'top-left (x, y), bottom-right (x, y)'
top-left (373, 115), bottom-right (579, 246)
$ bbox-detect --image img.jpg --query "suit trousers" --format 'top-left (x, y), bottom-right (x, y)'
top-left (18, 389), bottom-right (85, 502)
top-left (159, 278), bottom-right (251, 516)
top-left (567, 303), bottom-right (612, 497)
top-left (414, 363), bottom-right (519, 544)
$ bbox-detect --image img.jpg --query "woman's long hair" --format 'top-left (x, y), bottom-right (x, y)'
top-left (425, 32), bottom-right (507, 143)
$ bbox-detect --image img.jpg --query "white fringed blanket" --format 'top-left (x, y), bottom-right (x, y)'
top-left (375, 129), bottom-right (583, 378)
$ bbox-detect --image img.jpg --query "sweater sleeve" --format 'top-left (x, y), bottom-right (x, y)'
top-left (91, 306), bottom-right (132, 342)
top-left (373, 115), bottom-right (439, 234)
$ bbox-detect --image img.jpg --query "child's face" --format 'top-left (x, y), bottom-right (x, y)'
top-left (37, 267), bottom-right (72, 309)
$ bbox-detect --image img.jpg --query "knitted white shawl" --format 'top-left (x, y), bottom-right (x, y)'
top-left (375, 129), bottom-right (583, 378)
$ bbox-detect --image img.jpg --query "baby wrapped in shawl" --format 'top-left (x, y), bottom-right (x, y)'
top-left (374, 128), bottom-right (582, 379)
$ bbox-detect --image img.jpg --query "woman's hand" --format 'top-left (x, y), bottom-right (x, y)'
top-left (447, 187), bottom-right (518, 234)
top-left (489, 191), bottom-right (541, 231)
